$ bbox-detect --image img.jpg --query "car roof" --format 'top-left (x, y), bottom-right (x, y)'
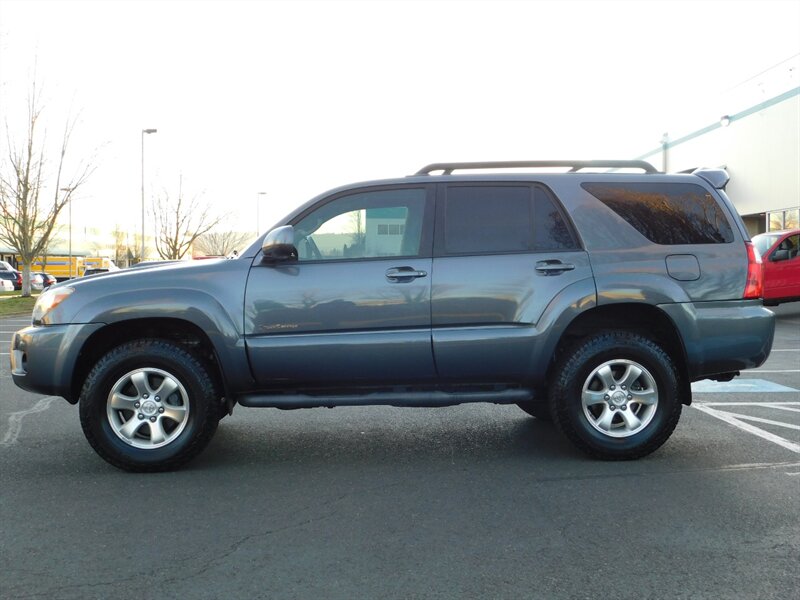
top-left (754, 229), bottom-right (800, 237)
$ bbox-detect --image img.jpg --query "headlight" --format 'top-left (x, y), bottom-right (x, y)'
top-left (32, 286), bottom-right (75, 324)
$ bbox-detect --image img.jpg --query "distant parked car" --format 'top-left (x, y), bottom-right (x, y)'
top-left (753, 229), bottom-right (800, 305)
top-left (0, 270), bottom-right (20, 290)
top-left (82, 268), bottom-right (110, 277)
top-left (40, 273), bottom-right (58, 288)
top-left (29, 273), bottom-right (44, 291)
top-left (0, 269), bottom-right (22, 290)
top-left (0, 278), bottom-right (13, 292)
top-left (0, 266), bottom-right (45, 291)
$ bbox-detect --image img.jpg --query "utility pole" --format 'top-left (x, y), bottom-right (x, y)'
top-left (141, 128), bottom-right (157, 261)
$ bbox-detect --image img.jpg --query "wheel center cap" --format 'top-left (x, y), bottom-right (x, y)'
top-left (611, 391), bottom-right (627, 406)
top-left (141, 400), bottom-right (158, 416)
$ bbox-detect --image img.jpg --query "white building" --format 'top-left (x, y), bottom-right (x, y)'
top-left (637, 57), bottom-right (799, 236)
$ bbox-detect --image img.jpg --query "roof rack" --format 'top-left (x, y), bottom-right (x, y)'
top-left (414, 160), bottom-right (659, 176)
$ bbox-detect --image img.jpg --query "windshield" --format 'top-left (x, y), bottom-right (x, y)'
top-left (752, 233), bottom-right (782, 256)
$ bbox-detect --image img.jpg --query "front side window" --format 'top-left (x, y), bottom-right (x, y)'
top-left (293, 188), bottom-right (427, 261)
top-left (582, 182), bottom-right (734, 244)
top-left (442, 185), bottom-right (578, 255)
top-left (772, 234), bottom-right (799, 261)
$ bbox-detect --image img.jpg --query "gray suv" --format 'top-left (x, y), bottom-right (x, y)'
top-left (10, 160), bottom-right (775, 471)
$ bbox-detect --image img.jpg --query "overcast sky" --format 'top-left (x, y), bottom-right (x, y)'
top-left (1, 0), bottom-right (799, 240)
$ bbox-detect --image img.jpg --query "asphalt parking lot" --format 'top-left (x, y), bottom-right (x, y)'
top-left (1, 305), bottom-right (798, 599)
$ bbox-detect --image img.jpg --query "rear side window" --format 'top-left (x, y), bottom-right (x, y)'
top-left (443, 185), bottom-right (578, 254)
top-left (582, 182), bottom-right (734, 244)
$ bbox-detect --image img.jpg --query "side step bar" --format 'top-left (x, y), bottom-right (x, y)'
top-left (237, 388), bottom-right (534, 410)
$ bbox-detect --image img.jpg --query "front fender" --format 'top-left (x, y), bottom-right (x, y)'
top-left (71, 289), bottom-right (253, 394)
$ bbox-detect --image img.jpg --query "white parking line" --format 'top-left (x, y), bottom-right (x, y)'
top-left (711, 411), bottom-right (800, 431)
top-left (0, 396), bottom-right (59, 447)
top-left (764, 405), bottom-right (800, 414)
top-left (693, 403), bottom-right (800, 454)
top-left (691, 379), bottom-right (798, 393)
top-left (699, 402), bottom-right (800, 406)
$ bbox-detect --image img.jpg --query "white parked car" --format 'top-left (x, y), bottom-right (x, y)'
top-left (29, 273), bottom-right (44, 291)
top-left (0, 278), bottom-right (13, 292)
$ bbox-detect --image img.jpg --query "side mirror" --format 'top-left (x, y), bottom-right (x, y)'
top-left (770, 249), bottom-right (790, 262)
top-left (261, 225), bottom-right (298, 263)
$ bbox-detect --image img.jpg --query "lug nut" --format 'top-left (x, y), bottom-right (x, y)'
top-left (610, 406), bottom-right (616, 411)
top-left (149, 416), bottom-right (157, 423)
top-left (143, 394), bottom-right (149, 399)
top-left (138, 413), bottom-right (144, 420)
top-left (604, 395), bottom-right (610, 400)
top-left (621, 385), bottom-right (626, 390)
top-left (158, 407), bottom-right (165, 413)
top-left (155, 396), bottom-right (160, 402)
top-left (621, 405), bottom-right (627, 410)
top-left (628, 394), bottom-right (633, 400)
top-left (610, 385), bottom-right (616, 390)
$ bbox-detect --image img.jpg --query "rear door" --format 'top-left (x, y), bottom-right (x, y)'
top-left (431, 183), bottom-right (593, 380)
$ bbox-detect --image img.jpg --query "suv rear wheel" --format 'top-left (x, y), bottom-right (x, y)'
top-left (550, 332), bottom-right (682, 459)
top-left (79, 339), bottom-right (220, 472)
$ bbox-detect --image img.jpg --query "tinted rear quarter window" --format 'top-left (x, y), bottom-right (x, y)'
top-left (582, 182), bottom-right (734, 244)
top-left (443, 185), bottom-right (578, 254)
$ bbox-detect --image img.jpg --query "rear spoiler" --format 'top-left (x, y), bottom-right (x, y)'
top-left (692, 168), bottom-right (730, 190)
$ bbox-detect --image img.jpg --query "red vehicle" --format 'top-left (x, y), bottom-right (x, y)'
top-left (753, 229), bottom-right (800, 305)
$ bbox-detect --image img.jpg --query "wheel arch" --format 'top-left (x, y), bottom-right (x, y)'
top-left (548, 303), bottom-right (692, 406)
top-left (69, 318), bottom-right (229, 408)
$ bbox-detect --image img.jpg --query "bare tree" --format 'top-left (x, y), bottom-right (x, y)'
top-left (0, 81), bottom-right (93, 296)
top-left (194, 230), bottom-right (252, 257)
top-left (153, 177), bottom-right (224, 260)
top-left (126, 233), bottom-right (146, 265)
top-left (112, 226), bottom-right (128, 267)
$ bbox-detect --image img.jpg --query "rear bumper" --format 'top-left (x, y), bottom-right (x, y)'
top-left (10, 323), bottom-right (104, 402)
top-left (658, 300), bottom-right (775, 380)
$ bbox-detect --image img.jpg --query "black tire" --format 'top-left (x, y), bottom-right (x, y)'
top-left (79, 339), bottom-right (220, 472)
top-left (549, 332), bottom-right (682, 460)
top-left (516, 401), bottom-right (552, 421)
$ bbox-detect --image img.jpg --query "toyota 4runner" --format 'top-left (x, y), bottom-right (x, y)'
top-left (10, 160), bottom-right (775, 471)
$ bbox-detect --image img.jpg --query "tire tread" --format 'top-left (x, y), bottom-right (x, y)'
top-left (549, 332), bottom-right (682, 460)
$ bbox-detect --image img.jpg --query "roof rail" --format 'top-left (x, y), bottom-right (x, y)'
top-left (414, 160), bottom-right (659, 176)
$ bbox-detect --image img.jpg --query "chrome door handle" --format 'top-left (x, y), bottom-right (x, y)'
top-left (535, 260), bottom-right (575, 275)
top-left (385, 267), bottom-right (428, 282)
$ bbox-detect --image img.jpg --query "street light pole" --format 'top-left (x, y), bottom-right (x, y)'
top-left (256, 192), bottom-right (267, 237)
top-left (141, 128), bottom-right (157, 261)
top-left (59, 187), bottom-right (75, 278)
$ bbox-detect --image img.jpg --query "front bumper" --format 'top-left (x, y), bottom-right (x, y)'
top-left (658, 300), bottom-right (775, 380)
top-left (10, 323), bottom-right (104, 402)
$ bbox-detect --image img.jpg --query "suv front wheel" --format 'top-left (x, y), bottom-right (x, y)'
top-left (550, 332), bottom-right (682, 460)
top-left (79, 339), bottom-right (220, 472)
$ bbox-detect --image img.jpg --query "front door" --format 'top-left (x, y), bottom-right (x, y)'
top-left (244, 186), bottom-right (435, 389)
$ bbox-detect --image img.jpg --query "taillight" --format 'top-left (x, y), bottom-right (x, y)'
top-left (743, 242), bottom-right (763, 299)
